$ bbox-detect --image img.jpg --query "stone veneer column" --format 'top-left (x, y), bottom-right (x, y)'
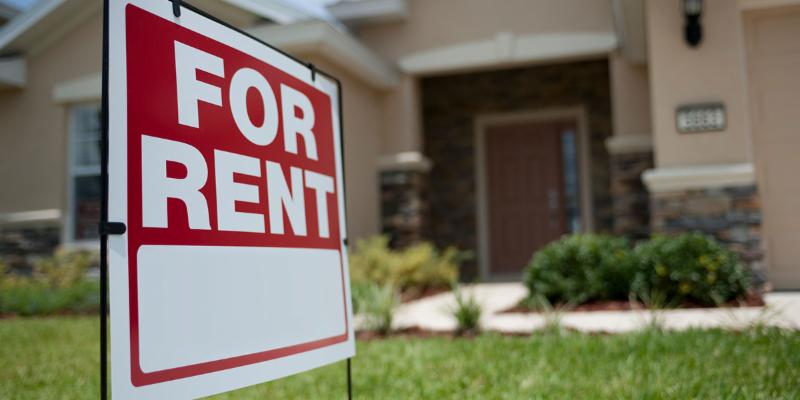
top-left (643, 164), bottom-right (764, 281)
top-left (378, 152), bottom-right (432, 249)
top-left (0, 224), bottom-right (61, 271)
top-left (606, 135), bottom-right (654, 240)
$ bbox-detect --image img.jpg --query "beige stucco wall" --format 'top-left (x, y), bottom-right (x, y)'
top-left (303, 56), bottom-right (383, 241)
top-left (646, 0), bottom-right (753, 167)
top-left (0, 10), bottom-right (102, 216)
top-left (609, 53), bottom-right (651, 137)
top-left (356, 0), bottom-right (614, 63)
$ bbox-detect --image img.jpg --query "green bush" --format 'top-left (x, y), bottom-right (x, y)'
top-left (523, 234), bottom-right (636, 305)
top-left (0, 249), bottom-right (100, 316)
top-left (355, 282), bottom-right (399, 334)
top-left (349, 235), bottom-right (461, 292)
top-left (632, 233), bottom-right (750, 306)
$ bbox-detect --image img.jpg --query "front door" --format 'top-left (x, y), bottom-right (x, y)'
top-left (483, 118), bottom-right (579, 276)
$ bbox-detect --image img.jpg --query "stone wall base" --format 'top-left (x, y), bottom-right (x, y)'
top-left (380, 169), bottom-right (429, 249)
top-left (650, 185), bottom-right (764, 281)
top-left (610, 150), bottom-right (653, 239)
top-left (0, 225), bottom-right (61, 272)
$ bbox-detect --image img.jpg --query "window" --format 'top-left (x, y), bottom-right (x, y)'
top-left (68, 104), bottom-right (102, 242)
top-left (560, 128), bottom-right (582, 233)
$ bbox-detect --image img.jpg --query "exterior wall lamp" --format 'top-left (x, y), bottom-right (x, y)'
top-left (683, 0), bottom-right (703, 47)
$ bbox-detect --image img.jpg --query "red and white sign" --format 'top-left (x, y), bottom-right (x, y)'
top-left (107, 1), bottom-right (354, 397)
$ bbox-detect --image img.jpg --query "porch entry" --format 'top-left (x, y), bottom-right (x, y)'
top-left (478, 115), bottom-right (584, 278)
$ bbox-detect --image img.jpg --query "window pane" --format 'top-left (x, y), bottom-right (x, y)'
top-left (561, 129), bottom-right (582, 233)
top-left (73, 106), bottom-right (101, 169)
top-left (74, 175), bottom-right (101, 240)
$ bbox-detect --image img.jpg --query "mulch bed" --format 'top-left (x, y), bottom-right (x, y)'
top-left (501, 291), bottom-right (765, 314)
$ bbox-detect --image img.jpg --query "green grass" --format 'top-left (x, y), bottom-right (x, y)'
top-left (1, 317), bottom-right (798, 399)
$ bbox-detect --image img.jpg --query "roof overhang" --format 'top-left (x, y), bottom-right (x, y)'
top-left (399, 31), bottom-right (617, 76)
top-left (247, 20), bottom-right (399, 89)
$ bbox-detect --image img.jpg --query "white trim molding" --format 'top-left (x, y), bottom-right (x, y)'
top-left (377, 151), bottom-right (431, 172)
top-left (399, 32), bottom-right (617, 76)
top-left (0, 56), bottom-right (25, 89)
top-left (327, 0), bottom-right (407, 25)
top-left (642, 163), bottom-right (756, 193)
top-left (247, 20), bottom-right (399, 89)
top-left (605, 134), bottom-right (653, 155)
top-left (52, 73), bottom-right (101, 103)
top-left (0, 209), bottom-right (61, 227)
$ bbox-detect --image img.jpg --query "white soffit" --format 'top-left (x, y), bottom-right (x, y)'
top-left (399, 32), bottom-right (618, 76)
top-left (642, 163), bottom-right (755, 193)
top-left (52, 73), bottom-right (100, 103)
top-left (0, 56), bottom-right (25, 88)
top-left (247, 20), bottom-right (399, 89)
top-left (221, 0), bottom-right (312, 24)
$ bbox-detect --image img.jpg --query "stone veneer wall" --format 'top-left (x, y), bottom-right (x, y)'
top-left (0, 225), bottom-right (61, 272)
top-left (650, 185), bottom-right (764, 278)
top-left (421, 59), bottom-right (613, 278)
top-left (609, 151), bottom-right (653, 239)
top-left (380, 169), bottom-right (429, 249)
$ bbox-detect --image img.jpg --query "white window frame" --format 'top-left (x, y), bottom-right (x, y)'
top-left (63, 102), bottom-right (102, 249)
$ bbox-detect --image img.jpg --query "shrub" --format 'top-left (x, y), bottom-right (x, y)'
top-left (0, 249), bottom-right (100, 316)
top-left (356, 283), bottom-right (399, 334)
top-left (349, 235), bottom-right (461, 293)
top-left (449, 283), bottom-right (482, 335)
top-left (632, 233), bottom-right (750, 306)
top-left (523, 234), bottom-right (636, 305)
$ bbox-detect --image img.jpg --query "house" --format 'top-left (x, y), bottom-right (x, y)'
top-left (0, 0), bottom-right (798, 289)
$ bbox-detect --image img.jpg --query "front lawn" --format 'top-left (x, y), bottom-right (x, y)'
top-left (1, 317), bottom-right (798, 399)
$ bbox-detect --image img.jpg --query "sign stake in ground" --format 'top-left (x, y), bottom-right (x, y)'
top-left (102, 0), bottom-right (355, 397)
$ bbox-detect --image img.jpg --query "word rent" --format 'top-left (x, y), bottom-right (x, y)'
top-left (141, 41), bottom-right (334, 238)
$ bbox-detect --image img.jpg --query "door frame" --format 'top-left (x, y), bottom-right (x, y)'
top-left (474, 107), bottom-right (593, 281)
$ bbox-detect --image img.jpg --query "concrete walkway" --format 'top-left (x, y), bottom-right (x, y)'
top-left (389, 283), bottom-right (800, 334)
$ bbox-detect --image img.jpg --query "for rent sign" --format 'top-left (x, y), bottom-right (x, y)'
top-left (106, 1), bottom-right (354, 398)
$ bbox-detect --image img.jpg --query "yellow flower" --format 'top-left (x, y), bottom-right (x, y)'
top-left (656, 264), bottom-right (668, 277)
top-left (679, 282), bottom-right (692, 294)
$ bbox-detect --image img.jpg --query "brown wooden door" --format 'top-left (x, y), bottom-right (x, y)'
top-left (484, 119), bottom-right (573, 276)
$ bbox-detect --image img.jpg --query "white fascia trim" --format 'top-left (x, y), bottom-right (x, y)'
top-left (0, 208), bottom-right (61, 227)
top-left (52, 73), bottom-right (101, 103)
top-left (605, 134), bottom-right (652, 155)
top-left (399, 32), bottom-right (617, 76)
top-left (247, 21), bottom-right (399, 89)
top-left (0, 56), bottom-right (25, 88)
top-left (642, 163), bottom-right (755, 193)
top-left (378, 151), bottom-right (432, 172)
top-left (327, 0), bottom-right (408, 24)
